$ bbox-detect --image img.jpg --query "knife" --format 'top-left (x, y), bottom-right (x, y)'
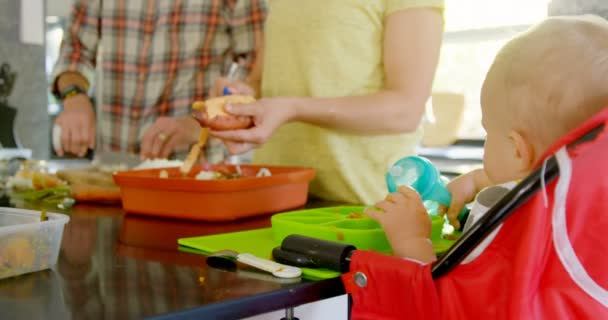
top-left (93, 150), bottom-right (142, 169)
top-left (207, 249), bottom-right (302, 279)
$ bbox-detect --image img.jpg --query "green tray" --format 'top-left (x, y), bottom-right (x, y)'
top-left (271, 206), bottom-right (455, 254)
top-left (178, 206), bottom-right (459, 281)
top-left (178, 228), bottom-right (341, 280)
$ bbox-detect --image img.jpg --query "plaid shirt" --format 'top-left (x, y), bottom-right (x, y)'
top-left (51, 0), bottom-right (266, 158)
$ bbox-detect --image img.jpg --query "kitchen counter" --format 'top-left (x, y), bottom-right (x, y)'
top-left (0, 152), bottom-right (484, 319)
top-left (0, 197), bottom-right (346, 319)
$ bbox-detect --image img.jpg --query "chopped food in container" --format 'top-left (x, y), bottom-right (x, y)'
top-left (113, 164), bottom-right (315, 221)
top-left (0, 208), bottom-right (70, 279)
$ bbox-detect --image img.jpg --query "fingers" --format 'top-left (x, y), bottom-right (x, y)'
top-left (446, 198), bottom-right (465, 229)
top-left (224, 102), bottom-right (259, 117)
top-left (76, 125), bottom-right (90, 157)
top-left (437, 204), bottom-right (447, 217)
top-left (210, 128), bottom-right (265, 145)
top-left (88, 123), bottom-right (96, 149)
top-left (209, 77), bottom-right (231, 98)
top-left (159, 133), bottom-right (181, 159)
top-left (60, 125), bottom-right (87, 157)
top-left (224, 140), bottom-right (258, 155)
top-left (60, 125), bottom-right (70, 157)
top-left (139, 124), bottom-right (159, 159)
top-left (397, 186), bottom-right (422, 201)
top-left (149, 132), bottom-right (171, 159)
top-left (375, 199), bottom-right (396, 213)
top-left (226, 82), bottom-right (255, 96)
top-left (364, 207), bottom-right (384, 222)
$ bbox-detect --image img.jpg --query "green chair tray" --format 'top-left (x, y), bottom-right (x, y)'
top-left (271, 206), bottom-right (457, 255)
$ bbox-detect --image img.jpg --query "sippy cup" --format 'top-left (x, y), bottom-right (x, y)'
top-left (385, 156), bottom-right (468, 223)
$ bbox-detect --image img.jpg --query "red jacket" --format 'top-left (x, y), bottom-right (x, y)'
top-left (343, 108), bottom-right (608, 319)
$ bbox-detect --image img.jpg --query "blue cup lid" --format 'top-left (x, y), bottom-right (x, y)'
top-left (386, 156), bottom-right (439, 196)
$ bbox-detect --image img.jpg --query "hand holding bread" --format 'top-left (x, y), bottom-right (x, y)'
top-left (192, 95), bottom-right (256, 131)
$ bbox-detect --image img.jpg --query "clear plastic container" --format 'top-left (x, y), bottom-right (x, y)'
top-left (0, 207), bottom-right (70, 279)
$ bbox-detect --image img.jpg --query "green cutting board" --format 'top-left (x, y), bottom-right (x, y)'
top-left (178, 228), bottom-right (342, 280)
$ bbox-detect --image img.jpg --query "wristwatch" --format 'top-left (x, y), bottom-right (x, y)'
top-left (55, 84), bottom-right (87, 101)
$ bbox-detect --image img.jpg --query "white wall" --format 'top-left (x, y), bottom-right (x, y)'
top-left (46, 0), bottom-right (73, 18)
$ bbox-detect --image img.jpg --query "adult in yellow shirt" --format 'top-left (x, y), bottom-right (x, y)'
top-left (211, 0), bottom-right (444, 205)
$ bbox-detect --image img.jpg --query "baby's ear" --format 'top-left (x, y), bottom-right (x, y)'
top-left (509, 130), bottom-right (536, 172)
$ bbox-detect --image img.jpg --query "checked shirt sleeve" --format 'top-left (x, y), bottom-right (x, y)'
top-left (51, 0), bottom-right (101, 95)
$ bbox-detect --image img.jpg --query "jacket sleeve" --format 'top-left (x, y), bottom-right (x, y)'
top-left (342, 250), bottom-right (440, 320)
top-left (50, 0), bottom-right (101, 95)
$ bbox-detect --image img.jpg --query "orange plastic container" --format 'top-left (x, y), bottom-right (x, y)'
top-left (112, 164), bottom-right (315, 221)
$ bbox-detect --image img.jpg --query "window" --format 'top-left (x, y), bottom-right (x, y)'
top-left (433, 0), bottom-right (552, 140)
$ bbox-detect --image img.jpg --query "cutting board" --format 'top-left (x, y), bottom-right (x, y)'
top-left (178, 228), bottom-right (341, 280)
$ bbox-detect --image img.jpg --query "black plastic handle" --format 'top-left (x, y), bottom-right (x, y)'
top-left (272, 247), bottom-right (318, 268)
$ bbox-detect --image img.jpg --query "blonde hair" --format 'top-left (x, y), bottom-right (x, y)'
top-left (486, 15), bottom-right (608, 147)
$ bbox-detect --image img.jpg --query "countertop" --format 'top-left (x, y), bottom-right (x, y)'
top-left (0, 197), bottom-right (345, 320)
top-left (0, 152), bottom-right (483, 319)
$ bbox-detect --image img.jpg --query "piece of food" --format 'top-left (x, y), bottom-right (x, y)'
top-left (192, 95), bottom-right (255, 131)
top-left (442, 233), bottom-right (459, 241)
top-left (133, 159), bottom-right (183, 170)
top-left (159, 170), bottom-right (169, 178)
top-left (7, 170), bottom-right (66, 191)
top-left (56, 168), bottom-right (122, 203)
top-left (180, 128), bottom-right (209, 175)
top-left (194, 167), bottom-right (242, 180)
top-left (56, 168), bottom-right (116, 188)
top-left (40, 209), bottom-right (48, 221)
top-left (6, 170), bottom-right (73, 207)
top-left (256, 168), bottom-right (272, 177)
top-left (69, 184), bottom-right (122, 203)
top-left (347, 212), bottom-right (365, 219)
top-left (4, 237), bottom-right (35, 269)
top-left (195, 170), bottom-right (222, 180)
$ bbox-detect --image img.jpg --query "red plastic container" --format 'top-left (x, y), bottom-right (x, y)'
top-left (112, 164), bottom-right (315, 221)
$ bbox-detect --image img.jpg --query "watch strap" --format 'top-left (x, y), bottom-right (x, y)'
top-left (58, 85), bottom-right (87, 101)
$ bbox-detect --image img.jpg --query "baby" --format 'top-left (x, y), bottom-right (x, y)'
top-left (366, 14), bottom-right (608, 263)
top-left (346, 15), bottom-right (608, 319)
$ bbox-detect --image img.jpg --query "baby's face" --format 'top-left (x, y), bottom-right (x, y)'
top-left (480, 76), bottom-right (524, 184)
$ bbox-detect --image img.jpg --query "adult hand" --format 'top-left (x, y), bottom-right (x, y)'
top-left (366, 186), bottom-right (436, 262)
top-left (140, 116), bottom-right (201, 159)
top-left (208, 77), bottom-right (256, 98)
top-left (209, 97), bottom-right (295, 155)
top-left (54, 94), bottom-right (96, 157)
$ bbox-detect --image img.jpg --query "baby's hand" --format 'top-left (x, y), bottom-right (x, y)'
top-left (437, 168), bottom-right (490, 229)
top-left (366, 186), bottom-right (436, 263)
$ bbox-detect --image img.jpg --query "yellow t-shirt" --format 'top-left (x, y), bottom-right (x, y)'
top-left (254, 0), bottom-right (445, 205)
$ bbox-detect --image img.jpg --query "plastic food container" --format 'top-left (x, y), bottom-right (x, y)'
top-left (0, 207), bottom-right (70, 279)
top-left (113, 164), bottom-right (315, 221)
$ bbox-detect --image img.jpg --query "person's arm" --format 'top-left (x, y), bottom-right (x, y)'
top-left (289, 7), bottom-right (443, 134)
top-left (51, 0), bottom-right (101, 96)
top-left (51, 0), bottom-right (101, 157)
top-left (212, 7), bottom-right (443, 151)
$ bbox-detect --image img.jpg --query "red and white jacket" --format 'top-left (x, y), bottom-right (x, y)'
top-left (343, 108), bottom-right (608, 319)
